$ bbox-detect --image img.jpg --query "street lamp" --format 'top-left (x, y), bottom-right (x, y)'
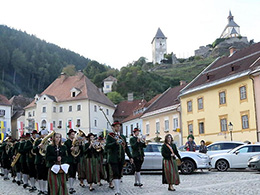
top-left (228, 122), bottom-right (233, 141)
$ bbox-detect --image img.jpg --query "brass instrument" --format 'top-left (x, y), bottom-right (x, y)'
top-left (91, 138), bottom-right (104, 152)
top-left (71, 130), bottom-right (85, 157)
top-left (31, 138), bottom-right (39, 156)
top-left (6, 142), bottom-right (13, 154)
top-left (11, 153), bottom-right (21, 167)
top-left (39, 131), bottom-right (55, 156)
top-left (138, 134), bottom-right (146, 143)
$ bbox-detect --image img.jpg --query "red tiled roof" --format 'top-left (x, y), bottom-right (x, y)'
top-left (0, 94), bottom-right (11, 106)
top-left (25, 72), bottom-right (114, 109)
top-left (113, 99), bottom-right (144, 118)
top-left (183, 42), bottom-right (260, 92)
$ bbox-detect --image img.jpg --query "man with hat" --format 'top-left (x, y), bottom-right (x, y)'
top-left (18, 132), bottom-right (30, 189)
top-left (0, 136), bottom-right (13, 180)
top-left (130, 127), bottom-right (146, 187)
top-left (24, 130), bottom-right (38, 192)
top-left (33, 129), bottom-right (49, 195)
top-left (64, 129), bottom-right (78, 194)
top-left (11, 138), bottom-right (22, 185)
top-left (105, 120), bottom-right (133, 195)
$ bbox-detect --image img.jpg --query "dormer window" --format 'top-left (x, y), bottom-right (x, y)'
top-left (72, 92), bottom-right (76, 97)
top-left (70, 87), bottom-right (81, 97)
top-left (231, 66), bottom-right (235, 71)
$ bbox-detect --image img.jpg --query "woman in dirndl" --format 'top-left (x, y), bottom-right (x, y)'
top-left (45, 133), bottom-right (68, 195)
top-left (161, 134), bottom-right (182, 191)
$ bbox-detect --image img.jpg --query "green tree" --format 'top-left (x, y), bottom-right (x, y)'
top-left (107, 91), bottom-right (124, 105)
top-left (62, 64), bottom-right (77, 76)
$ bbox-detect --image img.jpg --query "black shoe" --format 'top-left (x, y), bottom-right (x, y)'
top-left (99, 183), bottom-right (103, 186)
top-left (168, 187), bottom-right (176, 191)
top-left (79, 183), bottom-right (85, 188)
top-left (12, 179), bottom-right (16, 183)
top-left (115, 193), bottom-right (121, 195)
top-left (134, 183), bottom-right (139, 186)
top-left (23, 183), bottom-right (29, 189)
top-left (4, 177), bottom-right (10, 180)
top-left (72, 188), bottom-right (76, 193)
top-left (138, 183), bottom-right (143, 187)
top-left (43, 191), bottom-right (48, 195)
top-left (89, 187), bottom-right (95, 191)
top-left (37, 191), bottom-right (43, 195)
top-left (69, 188), bottom-right (74, 194)
top-left (17, 180), bottom-right (21, 186)
top-left (109, 185), bottom-right (114, 189)
top-left (29, 186), bottom-right (37, 192)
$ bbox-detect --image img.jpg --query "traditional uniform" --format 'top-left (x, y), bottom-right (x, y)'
top-left (12, 140), bottom-right (22, 184)
top-left (161, 142), bottom-right (182, 187)
top-left (130, 128), bottom-right (146, 186)
top-left (46, 143), bottom-right (68, 195)
top-left (0, 137), bottom-right (12, 180)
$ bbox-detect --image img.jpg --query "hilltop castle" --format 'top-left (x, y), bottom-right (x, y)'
top-left (151, 28), bottom-right (167, 64)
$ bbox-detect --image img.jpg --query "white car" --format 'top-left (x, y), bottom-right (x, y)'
top-left (124, 143), bottom-right (211, 175)
top-left (211, 144), bottom-right (260, 171)
top-left (207, 141), bottom-right (244, 156)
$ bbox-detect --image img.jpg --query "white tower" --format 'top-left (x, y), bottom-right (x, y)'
top-left (220, 11), bottom-right (241, 38)
top-left (151, 28), bottom-right (167, 64)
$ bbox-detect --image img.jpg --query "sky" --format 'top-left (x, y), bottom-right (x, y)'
top-left (0, 0), bottom-right (260, 69)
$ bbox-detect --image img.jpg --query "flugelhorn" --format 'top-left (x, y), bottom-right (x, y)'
top-left (39, 131), bottom-right (55, 156)
top-left (71, 129), bottom-right (85, 157)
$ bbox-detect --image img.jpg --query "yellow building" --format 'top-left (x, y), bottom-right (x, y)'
top-left (142, 84), bottom-right (186, 147)
top-left (180, 43), bottom-right (260, 144)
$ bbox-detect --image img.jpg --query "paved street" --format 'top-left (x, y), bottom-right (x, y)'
top-left (0, 170), bottom-right (260, 195)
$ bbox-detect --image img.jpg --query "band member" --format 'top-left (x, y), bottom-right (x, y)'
top-left (64, 129), bottom-right (77, 194)
top-left (13, 137), bottom-right (23, 185)
top-left (97, 136), bottom-right (107, 186)
top-left (105, 121), bottom-right (133, 195)
top-left (161, 134), bottom-right (182, 191)
top-left (0, 141), bottom-right (3, 177)
top-left (10, 139), bottom-right (17, 183)
top-left (104, 147), bottom-right (114, 189)
top-left (130, 128), bottom-right (146, 187)
top-left (24, 130), bottom-right (38, 192)
top-left (84, 133), bottom-right (100, 191)
top-left (18, 133), bottom-right (31, 188)
top-left (46, 133), bottom-right (68, 195)
top-left (77, 134), bottom-right (86, 188)
top-left (0, 136), bottom-right (12, 180)
top-left (33, 130), bottom-right (49, 195)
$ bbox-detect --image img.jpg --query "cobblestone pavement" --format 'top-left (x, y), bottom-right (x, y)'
top-left (0, 169), bottom-right (260, 195)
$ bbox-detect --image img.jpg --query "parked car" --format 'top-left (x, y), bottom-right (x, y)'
top-left (207, 141), bottom-right (244, 156)
top-left (248, 154), bottom-right (260, 171)
top-left (211, 144), bottom-right (260, 171)
top-left (178, 145), bottom-right (200, 152)
top-left (124, 143), bottom-right (211, 175)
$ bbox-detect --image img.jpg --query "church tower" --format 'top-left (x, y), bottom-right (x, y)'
top-left (220, 11), bottom-right (241, 38)
top-left (151, 28), bottom-right (167, 64)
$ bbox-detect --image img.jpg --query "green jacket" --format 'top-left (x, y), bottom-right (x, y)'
top-left (24, 138), bottom-right (35, 164)
top-left (105, 133), bottom-right (132, 164)
top-left (32, 138), bottom-right (45, 165)
top-left (0, 142), bottom-right (12, 161)
top-left (64, 139), bottom-right (77, 164)
top-left (46, 144), bottom-right (68, 168)
top-left (130, 136), bottom-right (146, 159)
top-left (83, 142), bottom-right (98, 158)
top-left (18, 140), bottom-right (27, 163)
top-left (161, 143), bottom-right (182, 161)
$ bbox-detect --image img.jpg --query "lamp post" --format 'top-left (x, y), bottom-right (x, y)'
top-left (228, 122), bottom-right (233, 141)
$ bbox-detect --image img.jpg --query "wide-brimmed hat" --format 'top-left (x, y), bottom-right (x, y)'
top-left (133, 128), bottom-right (140, 132)
top-left (112, 120), bottom-right (122, 127)
top-left (87, 133), bottom-right (96, 139)
top-left (67, 129), bottom-right (77, 135)
top-left (31, 130), bottom-right (38, 134)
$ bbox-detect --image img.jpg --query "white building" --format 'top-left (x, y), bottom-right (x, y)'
top-left (103, 76), bottom-right (117, 94)
top-left (220, 11), bottom-right (241, 38)
top-left (151, 28), bottom-right (167, 64)
top-left (0, 94), bottom-right (12, 138)
top-left (24, 72), bottom-right (115, 138)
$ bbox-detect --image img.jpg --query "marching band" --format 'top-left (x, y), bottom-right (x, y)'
top-left (0, 120), bottom-right (151, 195)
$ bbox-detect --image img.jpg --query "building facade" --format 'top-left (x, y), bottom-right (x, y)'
top-left (151, 28), bottom-right (167, 64)
top-left (180, 43), bottom-right (260, 144)
top-left (25, 72), bottom-right (115, 138)
top-left (103, 75), bottom-right (117, 94)
top-left (0, 95), bottom-right (12, 140)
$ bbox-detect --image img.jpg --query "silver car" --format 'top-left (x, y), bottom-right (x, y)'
top-left (124, 143), bottom-right (211, 175)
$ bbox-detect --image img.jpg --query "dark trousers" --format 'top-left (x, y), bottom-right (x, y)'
top-left (28, 162), bottom-right (37, 178)
top-left (133, 157), bottom-right (143, 172)
top-left (110, 162), bottom-right (123, 179)
top-left (36, 163), bottom-right (48, 180)
top-left (68, 163), bottom-right (77, 178)
top-left (21, 162), bottom-right (29, 175)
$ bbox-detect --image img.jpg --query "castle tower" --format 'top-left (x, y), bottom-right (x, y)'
top-left (220, 11), bottom-right (241, 38)
top-left (151, 28), bottom-right (167, 64)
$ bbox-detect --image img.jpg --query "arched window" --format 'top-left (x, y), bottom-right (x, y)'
top-left (41, 120), bottom-right (47, 129)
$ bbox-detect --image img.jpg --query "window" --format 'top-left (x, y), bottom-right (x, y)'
top-left (242, 115), bottom-right (249, 129)
top-left (237, 146), bottom-right (249, 153)
top-left (28, 112), bottom-right (31, 117)
top-left (41, 120), bottom-right (47, 128)
top-left (106, 85), bottom-right (110, 89)
top-left (156, 122), bottom-right (160, 134)
top-left (240, 86), bottom-right (247, 100)
top-left (106, 109), bottom-right (109, 115)
top-left (53, 121), bottom-right (56, 128)
top-left (59, 106), bottom-right (63, 113)
top-left (173, 118), bottom-right (178, 130)
top-left (126, 126), bottom-right (128, 137)
top-left (107, 122), bottom-right (110, 129)
top-left (59, 120), bottom-right (62, 128)
top-left (72, 92), bottom-right (76, 97)
top-left (42, 106), bottom-right (46, 113)
top-left (199, 122), bottom-right (204, 134)
top-left (187, 101), bottom-right (192, 112)
top-left (220, 118), bottom-right (227, 131)
top-left (208, 144), bottom-right (221, 151)
top-left (33, 111), bottom-right (35, 116)
top-left (94, 105), bottom-right (97, 112)
top-left (253, 146), bottom-right (260, 152)
top-left (188, 124), bottom-right (193, 134)
top-left (53, 107), bottom-right (56, 113)
top-left (69, 106), bottom-right (72, 112)
top-left (77, 104), bottom-right (81, 111)
top-left (198, 98), bottom-right (203, 110)
top-left (77, 119), bottom-right (81, 127)
top-left (219, 91), bottom-right (226, 105)
top-left (94, 119), bottom-right (97, 127)
top-left (164, 120), bottom-right (169, 131)
top-left (131, 124), bottom-right (133, 134)
top-left (146, 124), bottom-right (150, 135)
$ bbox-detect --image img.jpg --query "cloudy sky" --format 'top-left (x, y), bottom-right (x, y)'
top-left (0, 0), bottom-right (259, 69)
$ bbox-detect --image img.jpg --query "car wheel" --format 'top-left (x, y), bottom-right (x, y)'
top-left (180, 159), bottom-right (195, 174)
top-left (216, 159), bottom-right (229, 172)
top-left (123, 161), bottom-right (134, 175)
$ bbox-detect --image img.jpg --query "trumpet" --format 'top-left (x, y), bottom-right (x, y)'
top-left (39, 131), bottom-right (55, 156)
top-left (138, 134), bottom-right (146, 143)
top-left (71, 130), bottom-right (85, 157)
top-left (91, 138), bottom-right (104, 152)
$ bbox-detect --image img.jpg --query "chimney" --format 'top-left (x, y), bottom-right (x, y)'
top-left (180, 80), bottom-right (187, 86)
top-left (229, 46), bottom-right (236, 56)
top-left (127, 93), bottom-right (134, 102)
top-left (77, 70), bottom-right (84, 81)
top-left (60, 72), bottom-right (68, 83)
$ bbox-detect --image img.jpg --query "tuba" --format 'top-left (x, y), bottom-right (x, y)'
top-left (71, 130), bottom-right (85, 157)
top-left (31, 138), bottom-right (39, 156)
top-left (39, 131), bottom-right (55, 156)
